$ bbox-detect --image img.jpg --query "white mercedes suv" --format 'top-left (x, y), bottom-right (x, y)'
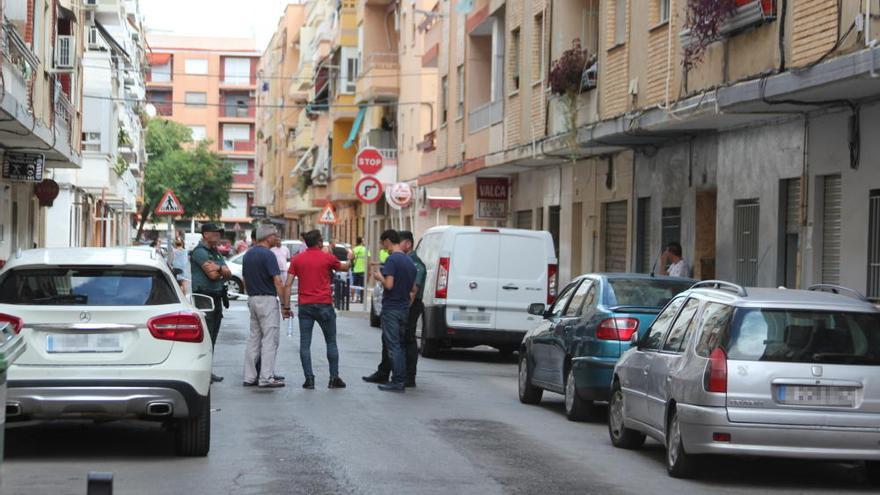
top-left (0, 248), bottom-right (213, 456)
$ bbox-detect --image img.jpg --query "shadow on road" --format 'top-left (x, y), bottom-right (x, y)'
top-left (5, 421), bottom-right (176, 459)
top-left (428, 347), bottom-right (518, 365)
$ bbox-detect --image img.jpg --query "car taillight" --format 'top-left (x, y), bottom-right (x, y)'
top-left (435, 257), bottom-right (450, 299)
top-left (147, 312), bottom-right (204, 343)
top-left (0, 313), bottom-right (23, 334)
top-left (547, 264), bottom-right (558, 305)
top-left (596, 317), bottom-right (639, 341)
top-left (705, 347), bottom-right (728, 393)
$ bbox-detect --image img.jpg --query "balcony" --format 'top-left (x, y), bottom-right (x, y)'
top-left (222, 140), bottom-right (255, 152)
top-left (468, 99), bottom-right (503, 134)
top-left (220, 100), bottom-right (256, 119)
top-left (54, 91), bottom-right (75, 147)
top-left (355, 52), bottom-right (399, 103)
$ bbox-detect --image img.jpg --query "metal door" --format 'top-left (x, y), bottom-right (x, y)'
top-left (868, 190), bottom-right (880, 302)
top-left (734, 199), bottom-right (759, 286)
top-left (822, 175), bottom-right (842, 284)
top-left (603, 201), bottom-right (627, 272)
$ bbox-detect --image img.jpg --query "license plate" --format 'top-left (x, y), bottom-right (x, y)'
top-left (452, 311), bottom-right (491, 324)
top-left (776, 385), bottom-right (856, 407)
top-left (46, 334), bottom-right (124, 353)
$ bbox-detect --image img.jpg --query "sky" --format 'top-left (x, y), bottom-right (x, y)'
top-left (140, 0), bottom-right (297, 52)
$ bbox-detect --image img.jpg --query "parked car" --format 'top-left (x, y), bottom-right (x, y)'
top-left (416, 226), bottom-right (557, 357)
top-left (0, 247), bottom-right (214, 456)
top-left (608, 281), bottom-right (880, 482)
top-left (226, 251), bottom-right (246, 299)
top-left (519, 274), bottom-right (695, 420)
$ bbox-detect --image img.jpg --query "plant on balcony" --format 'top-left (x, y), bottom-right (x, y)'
top-left (114, 156), bottom-right (128, 178)
top-left (118, 128), bottom-right (131, 148)
top-left (296, 172), bottom-right (313, 197)
top-left (682, 0), bottom-right (738, 70)
top-left (548, 39), bottom-right (592, 161)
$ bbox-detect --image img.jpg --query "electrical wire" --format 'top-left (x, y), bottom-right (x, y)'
top-left (80, 63), bottom-right (443, 82)
top-left (84, 93), bottom-right (428, 110)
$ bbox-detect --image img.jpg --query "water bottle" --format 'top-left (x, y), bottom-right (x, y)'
top-left (287, 315), bottom-right (293, 337)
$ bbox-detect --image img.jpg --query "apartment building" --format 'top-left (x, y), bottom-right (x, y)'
top-left (256, 3), bottom-right (307, 237)
top-left (145, 34), bottom-right (260, 239)
top-left (0, 0), bottom-right (84, 266)
top-left (46, 0), bottom-right (148, 249)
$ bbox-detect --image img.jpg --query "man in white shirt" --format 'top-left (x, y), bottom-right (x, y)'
top-left (270, 236), bottom-right (291, 284)
top-left (659, 242), bottom-right (691, 278)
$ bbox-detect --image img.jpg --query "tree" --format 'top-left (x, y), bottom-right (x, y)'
top-left (136, 119), bottom-right (233, 238)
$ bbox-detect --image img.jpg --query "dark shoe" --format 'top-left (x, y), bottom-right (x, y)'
top-left (377, 383), bottom-right (405, 393)
top-left (242, 380), bottom-right (258, 387)
top-left (259, 377), bottom-right (285, 388)
top-left (272, 374), bottom-right (285, 380)
top-left (302, 376), bottom-right (315, 389)
top-left (362, 372), bottom-right (390, 384)
top-left (405, 379), bottom-right (416, 388)
top-left (328, 376), bottom-right (347, 389)
top-left (211, 373), bottom-right (224, 383)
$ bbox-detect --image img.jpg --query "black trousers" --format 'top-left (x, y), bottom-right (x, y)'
top-left (201, 294), bottom-right (224, 348)
top-left (377, 299), bottom-right (422, 380)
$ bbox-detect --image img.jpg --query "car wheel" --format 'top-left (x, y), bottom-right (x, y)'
top-left (369, 302), bottom-right (381, 328)
top-left (419, 328), bottom-right (440, 358)
top-left (866, 461), bottom-right (880, 485)
top-left (564, 367), bottom-right (594, 422)
top-left (226, 278), bottom-right (243, 300)
top-left (666, 407), bottom-right (698, 478)
top-left (608, 382), bottom-right (646, 449)
top-left (175, 392), bottom-right (211, 457)
top-left (518, 352), bottom-right (543, 405)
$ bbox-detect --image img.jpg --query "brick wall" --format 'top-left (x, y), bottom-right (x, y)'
top-left (791, 0), bottom-right (839, 67)
top-left (601, 0), bottom-right (630, 118)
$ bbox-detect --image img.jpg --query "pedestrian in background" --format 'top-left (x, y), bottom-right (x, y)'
top-left (270, 236), bottom-right (291, 284)
top-left (284, 230), bottom-right (351, 390)
top-left (658, 242), bottom-right (691, 278)
top-left (242, 225), bottom-right (286, 388)
top-left (171, 239), bottom-right (191, 294)
top-left (191, 222), bottom-right (232, 383)
top-left (370, 230), bottom-right (416, 393)
top-left (362, 230), bottom-right (425, 388)
top-left (351, 237), bottom-right (368, 302)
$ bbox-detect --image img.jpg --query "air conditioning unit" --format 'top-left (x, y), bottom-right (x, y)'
top-left (55, 35), bottom-right (75, 70)
top-left (87, 26), bottom-right (100, 49)
top-left (85, 0), bottom-right (97, 6)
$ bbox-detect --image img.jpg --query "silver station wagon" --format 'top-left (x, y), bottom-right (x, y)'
top-left (608, 281), bottom-right (880, 482)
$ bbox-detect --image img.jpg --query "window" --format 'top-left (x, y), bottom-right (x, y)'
top-left (550, 281), bottom-right (580, 317)
top-left (642, 297), bottom-right (684, 350)
top-left (510, 27), bottom-right (521, 90)
top-left (184, 92), bottom-right (207, 106)
top-left (456, 65), bottom-right (464, 118)
top-left (662, 298), bottom-right (701, 352)
top-left (607, 278), bottom-right (695, 308)
top-left (151, 59), bottom-right (172, 83)
top-left (227, 159), bottom-right (249, 176)
top-left (734, 199), bottom-right (759, 286)
top-left (185, 58), bottom-right (208, 75)
top-left (0, 268), bottom-right (178, 306)
top-left (222, 124), bottom-right (251, 150)
top-left (188, 126), bottom-right (206, 142)
top-left (340, 47), bottom-right (359, 94)
top-left (694, 303), bottom-right (733, 357)
top-left (614, 0), bottom-right (627, 46)
top-left (441, 76), bottom-right (448, 123)
top-left (223, 57), bottom-right (252, 85)
top-left (869, 190), bottom-right (880, 302)
top-left (532, 12), bottom-right (544, 82)
top-left (564, 280), bottom-right (595, 317)
top-left (661, 206), bottom-right (681, 249)
top-left (82, 132), bottom-right (101, 152)
top-left (659, 0), bottom-right (670, 24)
top-left (515, 209), bottom-right (532, 229)
top-left (822, 175), bottom-right (842, 284)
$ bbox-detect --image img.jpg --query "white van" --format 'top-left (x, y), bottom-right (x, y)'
top-left (416, 226), bottom-right (557, 357)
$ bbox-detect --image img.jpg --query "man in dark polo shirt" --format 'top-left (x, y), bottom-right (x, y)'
top-left (242, 225), bottom-right (285, 388)
top-left (370, 229), bottom-right (416, 393)
top-left (283, 230), bottom-right (351, 390)
top-left (191, 222), bottom-right (231, 383)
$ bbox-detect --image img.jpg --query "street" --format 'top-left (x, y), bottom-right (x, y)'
top-left (2, 301), bottom-right (876, 495)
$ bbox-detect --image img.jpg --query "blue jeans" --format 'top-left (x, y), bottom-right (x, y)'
top-left (381, 308), bottom-right (409, 386)
top-left (298, 304), bottom-right (339, 378)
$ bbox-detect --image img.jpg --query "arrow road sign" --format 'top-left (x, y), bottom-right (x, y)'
top-left (356, 176), bottom-right (383, 204)
top-left (317, 203), bottom-right (338, 225)
top-left (154, 189), bottom-right (185, 216)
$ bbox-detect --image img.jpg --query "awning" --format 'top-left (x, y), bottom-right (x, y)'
top-left (344, 106), bottom-right (367, 149)
top-left (147, 52), bottom-right (172, 66)
top-left (426, 187), bottom-right (462, 209)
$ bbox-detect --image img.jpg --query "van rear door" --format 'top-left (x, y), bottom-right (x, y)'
top-left (445, 232), bottom-right (500, 330)
top-left (495, 233), bottom-right (550, 333)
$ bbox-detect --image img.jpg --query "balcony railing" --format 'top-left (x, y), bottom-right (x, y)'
top-left (468, 99), bottom-right (503, 134)
top-left (362, 52), bottom-right (399, 73)
top-left (222, 140), bottom-right (255, 152)
top-left (152, 101), bottom-right (172, 116)
top-left (54, 91), bottom-right (74, 144)
top-left (1, 21), bottom-right (39, 112)
top-left (221, 101), bottom-right (255, 118)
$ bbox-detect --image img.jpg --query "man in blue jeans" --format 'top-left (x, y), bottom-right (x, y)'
top-left (283, 230), bottom-right (351, 389)
top-left (370, 229), bottom-right (416, 393)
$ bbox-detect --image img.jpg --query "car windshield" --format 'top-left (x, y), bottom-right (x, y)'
top-left (726, 308), bottom-right (880, 365)
top-left (607, 279), bottom-right (695, 308)
top-left (0, 268), bottom-right (179, 306)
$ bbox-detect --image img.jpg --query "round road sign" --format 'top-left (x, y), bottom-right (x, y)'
top-left (386, 182), bottom-right (413, 210)
top-left (356, 176), bottom-right (383, 204)
top-left (356, 147), bottom-right (384, 175)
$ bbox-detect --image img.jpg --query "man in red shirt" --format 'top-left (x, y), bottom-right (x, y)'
top-left (283, 230), bottom-right (351, 390)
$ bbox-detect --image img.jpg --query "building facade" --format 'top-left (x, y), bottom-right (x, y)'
top-left (146, 34), bottom-right (260, 239)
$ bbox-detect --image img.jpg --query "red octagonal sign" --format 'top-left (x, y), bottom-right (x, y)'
top-left (356, 147), bottom-right (384, 175)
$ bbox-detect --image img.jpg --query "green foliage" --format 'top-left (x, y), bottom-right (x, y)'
top-left (114, 156), bottom-right (128, 178)
top-left (139, 119), bottom-right (232, 231)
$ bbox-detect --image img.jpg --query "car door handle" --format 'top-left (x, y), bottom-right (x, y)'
top-left (502, 284), bottom-right (519, 290)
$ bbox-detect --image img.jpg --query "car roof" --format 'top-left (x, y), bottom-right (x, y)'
top-left (686, 285), bottom-right (879, 313)
top-left (578, 273), bottom-right (697, 282)
top-left (1, 248), bottom-right (169, 271)
top-left (423, 225), bottom-right (552, 238)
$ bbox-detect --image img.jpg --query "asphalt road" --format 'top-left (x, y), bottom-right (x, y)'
top-left (2, 300), bottom-right (877, 494)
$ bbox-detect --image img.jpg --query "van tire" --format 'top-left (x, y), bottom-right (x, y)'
top-left (420, 333), bottom-right (440, 358)
top-left (866, 461), bottom-right (880, 485)
top-left (175, 392), bottom-right (211, 457)
top-left (518, 352), bottom-right (543, 404)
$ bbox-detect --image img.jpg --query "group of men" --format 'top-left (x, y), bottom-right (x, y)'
top-left (187, 221), bottom-right (426, 393)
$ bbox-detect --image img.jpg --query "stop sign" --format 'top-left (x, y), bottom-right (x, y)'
top-left (356, 147), bottom-right (384, 175)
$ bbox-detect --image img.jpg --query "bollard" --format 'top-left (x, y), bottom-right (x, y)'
top-left (87, 472), bottom-right (113, 495)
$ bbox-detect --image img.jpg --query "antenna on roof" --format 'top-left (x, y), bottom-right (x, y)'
top-left (649, 245), bottom-right (664, 278)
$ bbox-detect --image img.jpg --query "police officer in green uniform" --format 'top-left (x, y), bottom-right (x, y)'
top-left (190, 222), bottom-right (231, 383)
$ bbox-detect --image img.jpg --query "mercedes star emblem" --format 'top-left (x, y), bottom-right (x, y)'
top-left (79, 311), bottom-right (91, 323)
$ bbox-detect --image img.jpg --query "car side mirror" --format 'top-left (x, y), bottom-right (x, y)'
top-left (527, 303), bottom-right (546, 317)
top-left (191, 293), bottom-right (216, 313)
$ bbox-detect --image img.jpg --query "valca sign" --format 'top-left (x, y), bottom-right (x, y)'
top-left (476, 177), bottom-right (509, 220)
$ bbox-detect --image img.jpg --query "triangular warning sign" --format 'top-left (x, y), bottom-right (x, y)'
top-left (317, 203), bottom-right (337, 225)
top-left (154, 189), bottom-right (185, 216)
